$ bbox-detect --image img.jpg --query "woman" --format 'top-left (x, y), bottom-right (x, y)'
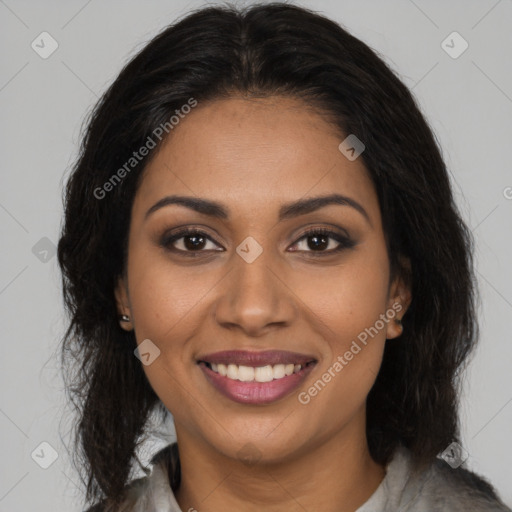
top-left (57, 3), bottom-right (511, 511)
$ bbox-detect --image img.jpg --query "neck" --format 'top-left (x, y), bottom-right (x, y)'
top-left (174, 416), bottom-right (385, 512)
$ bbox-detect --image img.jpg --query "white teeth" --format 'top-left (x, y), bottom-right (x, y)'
top-left (237, 365), bottom-right (255, 382)
top-left (207, 362), bottom-right (308, 382)
top-left (255, 365), bottom-right (274, 382)
top-left (273, 364), bottom-right (285, 379)
top-left (227, 364), bottom-right (238, 379)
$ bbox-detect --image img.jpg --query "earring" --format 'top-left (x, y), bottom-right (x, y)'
top-left (395, 317), bottom-right (403, 335)
top-left (119, 314), bottom-right (130, 322)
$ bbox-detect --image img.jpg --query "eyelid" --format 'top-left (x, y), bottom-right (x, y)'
top-left (159, 224), bottom-right (355, 256)
top-left (159, 227), bottom-right (222, 253)
top-left (290, 226), bottom-right (355, 255)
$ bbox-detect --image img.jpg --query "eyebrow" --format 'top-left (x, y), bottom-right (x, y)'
top-left (145, 193), bottom-right (371, 225)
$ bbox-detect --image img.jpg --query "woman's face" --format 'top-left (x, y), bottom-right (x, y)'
top-left (116, 96), bottom-right (410, 464)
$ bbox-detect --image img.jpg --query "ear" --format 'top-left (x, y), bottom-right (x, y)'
top-left (385, 256), bottom-right (412, 340)
top-left (114, 276), bottom-right (133, 331)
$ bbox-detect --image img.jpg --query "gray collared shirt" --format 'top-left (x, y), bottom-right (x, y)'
top-left (88, 444), bottom-right (511, 511)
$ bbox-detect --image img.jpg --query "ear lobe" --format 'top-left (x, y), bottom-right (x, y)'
top-left (114, 277), bottom-right (133, 330)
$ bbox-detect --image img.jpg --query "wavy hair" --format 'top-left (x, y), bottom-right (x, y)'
top-left (57, 2), bottom-right (478, 508)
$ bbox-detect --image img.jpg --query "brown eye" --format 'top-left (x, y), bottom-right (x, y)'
top-left (290, 228), bottom-right (355, 255)
top-left (160, 228), bottom-right (223, 254)
top-left (159, 226), bottom-right (355, 258)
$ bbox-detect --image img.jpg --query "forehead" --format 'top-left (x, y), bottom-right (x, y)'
top-left (133, 96), bottom-right (379, 224)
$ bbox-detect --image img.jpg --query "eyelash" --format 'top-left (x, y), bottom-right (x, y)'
top-left (159, 226), bottom-right (355, 258)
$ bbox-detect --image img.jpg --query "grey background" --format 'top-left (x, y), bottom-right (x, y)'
top-left (1, 0), bottom-right (511, 510)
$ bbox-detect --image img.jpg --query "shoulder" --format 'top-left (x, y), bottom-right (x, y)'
top-left (83, 444), bottom-right (176, 512)
top-left (392, 446), bottom-right (511, 511)
top-left (82, 475), bottom-right (150, 512)
top-left (424, 458), bottom-right (510, 511)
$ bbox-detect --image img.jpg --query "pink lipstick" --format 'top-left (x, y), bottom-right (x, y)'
top-left (197, 350), bottom-right (317, 405)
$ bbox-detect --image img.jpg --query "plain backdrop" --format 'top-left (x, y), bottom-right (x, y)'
top-left (1, 0), bottom-right (511, 510)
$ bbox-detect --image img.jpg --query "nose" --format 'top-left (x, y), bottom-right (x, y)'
top-left (213, 247), bottom-right (297, 337)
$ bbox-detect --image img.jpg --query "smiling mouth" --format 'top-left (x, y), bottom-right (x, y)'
top-left (200, 361), bottom-right (316, 382)
top-left (196, 350), bottom-right (318, 404)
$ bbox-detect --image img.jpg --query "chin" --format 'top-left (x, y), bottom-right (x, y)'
top-left (202, 425), bottom-right (311, 467)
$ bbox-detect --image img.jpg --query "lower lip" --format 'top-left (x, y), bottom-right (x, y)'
top-left (198, 362), bottom-right (316, 405)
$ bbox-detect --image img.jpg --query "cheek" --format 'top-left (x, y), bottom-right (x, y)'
top-left (125, 248), bottom-right (231, 411)
top-left (294, 247), bottom-right (390, 407)
top-left (125, 253), bottom-right (208, 426)
top-left (126, 247), bottom-right (215, 342)
top-left (297, 247), bottom-right (391, 347)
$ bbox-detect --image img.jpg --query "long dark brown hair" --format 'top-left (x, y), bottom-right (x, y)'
top-left (57, 2), bottom-right (479, 509)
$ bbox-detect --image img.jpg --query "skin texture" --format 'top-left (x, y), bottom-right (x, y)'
top-left (115, 96), bottom-right (411, 512)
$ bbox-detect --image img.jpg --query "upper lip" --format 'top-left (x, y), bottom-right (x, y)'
top-left (197, 350), bottom-right (317, 367)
